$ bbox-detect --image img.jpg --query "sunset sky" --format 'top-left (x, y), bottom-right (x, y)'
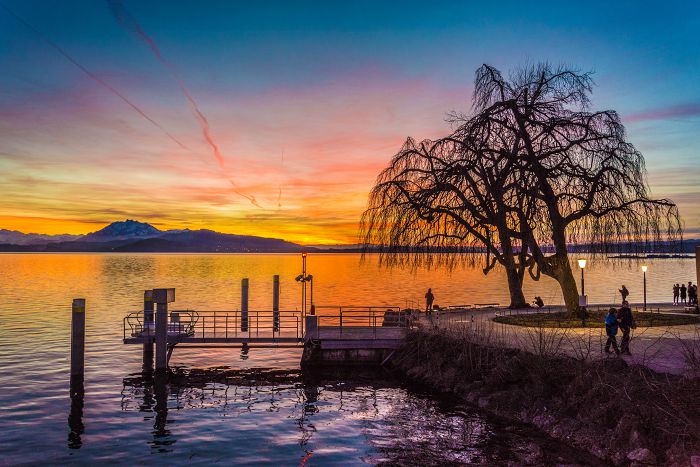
top-left (1, 1), bottom-right (699, 244)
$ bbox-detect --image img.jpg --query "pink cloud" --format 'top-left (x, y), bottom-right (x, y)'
top-left (625, 102), bottom-right (700, 123)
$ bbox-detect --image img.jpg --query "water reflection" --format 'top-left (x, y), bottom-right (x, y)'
top-left (117, 368), bottom-right (602, 465)
top-left (68, 376), bottom-right (84, 450)
top-left (153, 374), bottom-right (173, 452)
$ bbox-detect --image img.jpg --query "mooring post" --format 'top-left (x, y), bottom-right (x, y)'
top-left (241, 278), bottom-right (249, 333)
top-left (143, 290), bottom-right (154, 370)
top-left (153, 288), bottom-right (175, 373)
top-left (273, 275), bottom-right (280, 332)
top-left (304, 314), bottom-right (318, 342)
top-left (71, 299), bottom-right (86, 380)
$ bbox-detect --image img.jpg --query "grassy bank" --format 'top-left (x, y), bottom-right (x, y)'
top-left (392, 327), bottom-right (700, 465)
top-left (494, 310), bottom-right (699, 328)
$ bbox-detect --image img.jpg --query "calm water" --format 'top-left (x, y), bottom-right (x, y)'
top-left (0, 253), bottom-right (694, 465)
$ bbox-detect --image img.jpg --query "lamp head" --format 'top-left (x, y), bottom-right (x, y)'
top-left (641, 265), bottom-right (648, 273)
top-left (302, 252), bottom-right (307, 258)
top-left (577, 258), bottom-right (587, 269)
top-left (295, 274), bottom-right (304, 282)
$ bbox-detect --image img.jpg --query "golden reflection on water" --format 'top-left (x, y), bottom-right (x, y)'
top-left (0, 253), bottom-right (653, 464)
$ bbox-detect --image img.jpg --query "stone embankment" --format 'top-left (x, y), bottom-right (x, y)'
top-left (392, 327), bottom-right (700, 466)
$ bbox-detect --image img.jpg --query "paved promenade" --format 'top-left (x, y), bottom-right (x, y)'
top-left (420, 303), bottom-right (700, 376)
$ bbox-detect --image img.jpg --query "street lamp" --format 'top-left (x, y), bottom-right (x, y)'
top-left (577, 259), bottom-right (587, 306)
top-left (296, 253), bottom-right (315, 315)
top-left (641, 265), bottom-right (648, 311)
top-left (577, 258), bottom-right (587, 296)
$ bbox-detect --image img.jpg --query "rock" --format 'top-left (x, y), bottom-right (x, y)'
top-left (627, 447), bottom-right (657, 465)
top-left (515, 441), bottom-right (543, 465)
top-left (532, 413), bottom-right (556, 430)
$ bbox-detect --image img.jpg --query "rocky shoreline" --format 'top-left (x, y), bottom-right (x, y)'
top-left (391, 328), bottom-right (700, 466)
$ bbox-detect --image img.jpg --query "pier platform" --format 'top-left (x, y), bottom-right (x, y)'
top-left (123, 304), bottom-right (409, 369)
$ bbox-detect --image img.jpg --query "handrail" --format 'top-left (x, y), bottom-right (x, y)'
top-left (124, 306), bottom-right (407, 342)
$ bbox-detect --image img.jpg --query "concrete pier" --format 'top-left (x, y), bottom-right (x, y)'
top-left (241, 278), bottom-right (249, 332)
top-left (153, 288), bottom-right (174, 373)
top-left (143, 290), bottom-right (154, 370)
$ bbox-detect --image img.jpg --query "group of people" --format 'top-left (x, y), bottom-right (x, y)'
top-left (673, 282), bottom-right (697, 305)
top-left (604, 301), bottom-right (636, 356)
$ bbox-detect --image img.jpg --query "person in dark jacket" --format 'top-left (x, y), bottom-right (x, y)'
top-left (617, 301), bottom-right (635, 355)
top-left (673, 284), bottom-right (680, 305)
top-left (425, 288), bottom-right (434, 313)
top-left (619, 285), bottom-right (629, 303)
top-left (680, 284), bottom-right (687, 304)
top-left (688, 282), bottom-right (697, 305)
top-left (604, 308), bottom-right (620, 355)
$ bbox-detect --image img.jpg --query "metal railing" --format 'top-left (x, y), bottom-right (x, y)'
top-left (313, 306), bottom-right (407, 338)
top-left (124, 310), bottom-right (303, 341)
top-left (124, 305), bottom-right (409, 342)
top-left (124, 310), bottom-right (200, 339)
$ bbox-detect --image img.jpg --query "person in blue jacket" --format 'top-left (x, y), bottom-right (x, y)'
top-left (604, 307), bottom-right (620, 355)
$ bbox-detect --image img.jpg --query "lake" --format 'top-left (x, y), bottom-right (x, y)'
top-left (0, 253), bottom-right (694, 464)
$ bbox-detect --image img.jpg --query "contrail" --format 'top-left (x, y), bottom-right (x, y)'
top-left (0, 2), bottom-right (189, 150)
top-left (229, 181), bottom-right (262, 209)
top-left (107, 0), bottom-right (224, 167)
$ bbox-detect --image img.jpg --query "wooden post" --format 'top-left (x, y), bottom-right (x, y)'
top-left (71, 299), bottom-right (86, 378)
top-left (304, 315), bottom-right (318, 342)
top-left (144, 290), bottom-right (154, 325)
top-left (241, 278), bottom-right (249, 332)
top-left (153, 288), bottom-right (175, 373)
top-left (273, 275), bottom-right (280, 332)
top-left (143, 290), bottom-right (154, 370)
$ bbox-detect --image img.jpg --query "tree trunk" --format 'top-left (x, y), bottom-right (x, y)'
top-left (552, 254), bottom-right (580, 313)
top-left (497, 224), bottom-right (529, 309)
top-left (505, 263), bottom-right (529, 308)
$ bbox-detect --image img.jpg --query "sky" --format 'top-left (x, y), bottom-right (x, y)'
top-left (1, 1), bottom-right (699, 244)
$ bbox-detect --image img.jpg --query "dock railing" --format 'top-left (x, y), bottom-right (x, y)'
top-left (124, 306), bottom-right (408, 343)
top-left (124, 310), bottom-right (303, 341)
top-left (312, 306), bottom-right (407, 338)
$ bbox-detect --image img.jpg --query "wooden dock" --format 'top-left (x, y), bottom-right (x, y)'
top-left (122, 288), bottom-right (409, 370)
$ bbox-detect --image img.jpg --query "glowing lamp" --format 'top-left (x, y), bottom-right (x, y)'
top-left (641, 265), bottom-right (648, 273)
top-left (577, 259), bottom-right (587, 269)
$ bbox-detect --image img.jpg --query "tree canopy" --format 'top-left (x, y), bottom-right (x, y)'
top-left (361, 63), bottom-right (682, 311)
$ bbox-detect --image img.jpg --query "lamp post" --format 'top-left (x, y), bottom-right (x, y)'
top-left (296, 253), bottom-right (314, 315)
top-left (302, 252), bottom-right (307, 315)
top-left (641, 265), bottom-right (648, 311)
top-left (577, 258), bottom-right (587, 297)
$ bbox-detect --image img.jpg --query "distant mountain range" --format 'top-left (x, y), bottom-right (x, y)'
top-left (0, 220), bottom-right (312, 253)
top-left (0, 219), bottom-right (698, 254)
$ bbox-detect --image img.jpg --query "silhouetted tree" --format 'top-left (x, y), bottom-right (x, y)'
top-left (360, 136), bottom-right (533, 308)
top-left (361, 63), bottom-right (682, 312)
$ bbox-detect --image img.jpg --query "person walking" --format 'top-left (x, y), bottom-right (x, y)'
top-left (673, 283), bottom-right (680, 305)
top-left (604, 308), bottom-right (620, 355)
top-left (425, 288), bottom-right (434, 313)
top-left (680, 283), bottom-right (687, 304)
top-left (617, 301), bottom-right (635, 356)
top-left (619, 285), bottom-right (629, 303)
